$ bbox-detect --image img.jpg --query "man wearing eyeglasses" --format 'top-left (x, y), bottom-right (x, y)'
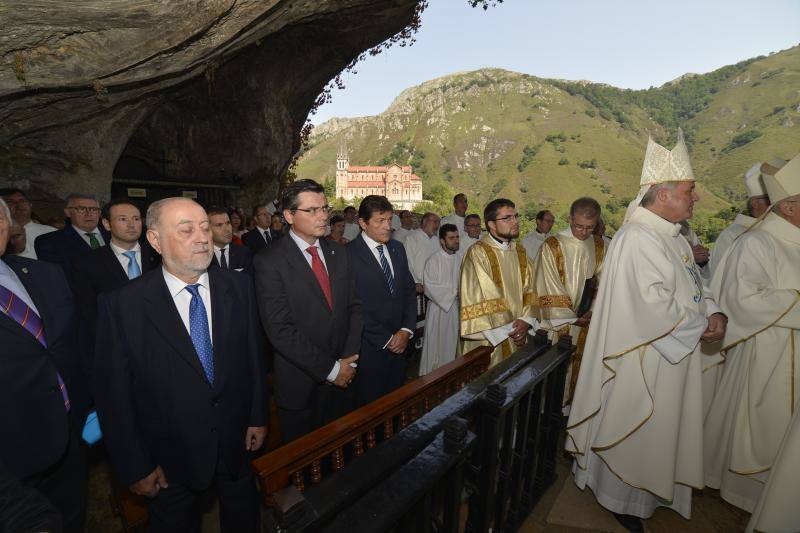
top-left (34, 193), bottom-right (108, 272)
top-left (533, 197), bottom-right (605, 407)
top-left (254, 179), bottom-right (362, 442)
top-left (459, 198), bottom-right (537, 367)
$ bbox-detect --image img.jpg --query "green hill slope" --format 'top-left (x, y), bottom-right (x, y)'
top-left (296, 45), bottom-right (800, 240)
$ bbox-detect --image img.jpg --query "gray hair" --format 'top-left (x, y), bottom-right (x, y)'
top-left (65, 192), bottom-right (98, 206)
top-left (640, 181), bottom-right (680, 208)
top-left (0, 197), bottom-right (10, 222)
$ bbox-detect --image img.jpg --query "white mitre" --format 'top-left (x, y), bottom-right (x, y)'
top-left (744, 163), bottom-right (767, 198)
top-left (624, 128), bottom-right (694, 223)
top-left (763, 153), bottom-right (800, 203)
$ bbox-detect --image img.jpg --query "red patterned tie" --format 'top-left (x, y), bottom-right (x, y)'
top-left (0, 283), bottom-right (70, 411)
top-left (306, 246), bottom-right (332, 310)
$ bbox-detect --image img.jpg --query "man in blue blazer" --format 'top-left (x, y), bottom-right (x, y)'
top-left (0, 198), bottom-right (89, 532)
top-left (347, 195), bottom-right (417, 406)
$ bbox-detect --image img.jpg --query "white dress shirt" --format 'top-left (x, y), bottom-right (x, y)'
top-left (21, 221), bottom-right (56, 259)
top-left (110, 241), bottom-right (142, 274)
top-left (359, 232), bottom-right (414, 345)
top-left (162, 268), bottom-right (213, 344)
top-left (288, 229), bottom-right (342, 381)
top-left (0, 259), bottom-right (40, 315)
top-left (71, 224), bottom-right (105, 248)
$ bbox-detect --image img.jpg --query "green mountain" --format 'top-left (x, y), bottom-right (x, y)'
top-left (296, 44), bottom-right (800, 240)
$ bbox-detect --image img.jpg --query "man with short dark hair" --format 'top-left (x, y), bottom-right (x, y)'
top-left (0, 188), bottom-right (56, 259)
top-left (459, 198), bottom-right (537, 366)
top-left (34, 193), bottom-right (108, 272)
top-left (462, 213), bottom-right (482, 249)
top-left (521, 209), bottom-right (555, 259)
top-left (348, 195), bottom-right (416, 405)
top-left (94, 197), bottom-right (268, 532)
top-left (442, 193), bottom-right (468, 234)
top-left (419, 223), bottom-right (462, 375)
top-left (70, 199), bottom-right (160, 369)
top-left (242, 204), bottom-right (276, 255)
top-left (342, 205), bottom-right (360, 241)
top-left (207, 207), bottom-right (253, 275)
top-left (254, 180), bottom-right (362, 442)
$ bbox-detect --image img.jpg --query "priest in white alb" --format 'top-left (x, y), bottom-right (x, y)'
top-left (404, 212), bottom-right (441, 294)
top-left (441, 193), bottom-right (468, 235)
top-left (461, 214), bottom-right (482, 250)
top-left (704, 153), bottom-right (800, 515)
top-left (566, 131), bottom-right (727, 530)
top-left (419, 224), bottom-right (462, 375)
top-left (708, 161), bottom-right (775, 276)
top-left (459, 199), bottom-right (537, 367)
top-left (533, 197), bottom-right (605, 406)
top-left (521, 209), bottom-right (555, 259)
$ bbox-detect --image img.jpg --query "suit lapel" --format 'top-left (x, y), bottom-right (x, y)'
top-left (285, 237), bottom-right (332, 313)
top-left (144, 272), bottom-right (209, 383)
top-left (1, 259), bottom-right (51, 349)
top-left (355, 235), bottom-right (392, 297)
top-left (66, 225), bottom-right (93, 252)
top-left (141, 245), bottom-right (159, 273)
top-left (209, 268), bottom-right (230, 389)
top-left (99, 246), bottom-right (129, 283)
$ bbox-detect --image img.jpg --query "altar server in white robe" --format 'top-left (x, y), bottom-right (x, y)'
top-left (704, 153), bottom-right (800, 515)
top-left (419, 224), bottom-right (462, 375)
top-left (566, 131), bottom-right (727, 530)
top-left (709, 161), bottom-right (775, 276)
top-left (405, 212), bottom-right (441, 293)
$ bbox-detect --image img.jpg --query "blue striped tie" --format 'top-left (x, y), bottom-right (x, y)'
top-left (185, 284), bottom-right (215, 385)
top-left (376, 245), bottom-right (396, 295)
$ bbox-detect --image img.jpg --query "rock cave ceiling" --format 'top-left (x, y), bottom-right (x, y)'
top-left (0, 0), bottom-right (420, 205)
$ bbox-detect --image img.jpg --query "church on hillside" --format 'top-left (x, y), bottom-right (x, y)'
top-left (334, 142), bottom-right (423, 210)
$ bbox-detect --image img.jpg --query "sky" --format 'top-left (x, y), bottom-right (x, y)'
top-left (309, 0), bottom-right (800, 125)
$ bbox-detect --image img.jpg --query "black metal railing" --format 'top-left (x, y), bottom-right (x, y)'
top-left (264, 334), bottom-right (574, 532)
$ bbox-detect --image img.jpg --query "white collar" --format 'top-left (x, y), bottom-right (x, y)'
top-left (289, 228), bottom-right (320, 252)
top-left (631, 207), bottom-right (682, 237)
top-left (361, 231), bottom-right (389, 250)
top-left (162, 267), bottom-right (210, 299)
top-left (72, 224), bottom-right (100, 237)
top-left (213, 244), bottom-right (229, 253)
top-left (110, 241), bottom-right (141, 256)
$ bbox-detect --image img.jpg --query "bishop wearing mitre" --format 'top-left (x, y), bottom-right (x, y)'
top-left (533, 197), bottom-right (605, 407)
top-left (708, 160), bottom-right (776, 276)
top-left (566, 131), bottom-right (727, 530)
top-left (459, 198), bottom-right (537, 367)
top-left (704, 153), bottom-right (800, 516)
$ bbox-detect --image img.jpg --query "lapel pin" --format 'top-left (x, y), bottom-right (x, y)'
top-left (331, 250), bottom-right (335, 255)
top-left (21, 267), bottom-right (29, 274)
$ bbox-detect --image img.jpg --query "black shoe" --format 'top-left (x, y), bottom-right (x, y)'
top-left (611, 512), bottom-right (644, 532)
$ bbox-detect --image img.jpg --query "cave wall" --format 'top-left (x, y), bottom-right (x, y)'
top-left (0, 0), bottom-right (420, 215)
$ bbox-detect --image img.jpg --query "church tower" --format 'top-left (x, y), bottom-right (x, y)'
top-left (335, 139), bottom-right (349, 199)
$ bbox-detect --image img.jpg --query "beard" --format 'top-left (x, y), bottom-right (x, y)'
top-left (494, 227), bottom-right (519, 240)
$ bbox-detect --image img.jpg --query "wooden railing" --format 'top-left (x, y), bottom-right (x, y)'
top-left (251, 345), bottom-right (492, 503)
top-left (262, 333), bottom-right (572, 532)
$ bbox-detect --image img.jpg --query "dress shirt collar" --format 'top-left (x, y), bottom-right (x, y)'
top-left (361, 231), bottom-right (389, 251)
top-left (289, 228), bottom-right (319, 252)
top-left (110, 240), bottom-right (141, 257)
top-left (213, 244), bottom-right (229, 254)
top-left (72, 224), bottom-right (101, 239)
top-left (162, 267), bottom-right (210, 299)
top-left (256, 225), bottom-right (270, 234)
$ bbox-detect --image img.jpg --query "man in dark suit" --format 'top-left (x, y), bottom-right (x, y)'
top-left (242, 204), bottom-right (278, 255)
top-left (347, 195), bottom-right (417, 406)
top-left (208, 206), bottom-right (253, 275)
top-left (254, 180), bottom-right (361, 443)
top-left (0, 198), bottom-right (89, 532)
top-left (34, 192), bottom-right (110, 272)
top-left (70, 198), bottom-right (160, 370)
top-left (93, 197), bottom-right (268, 532)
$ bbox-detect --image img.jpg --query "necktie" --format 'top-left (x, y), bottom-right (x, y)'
top-left (376, 245), bottom-right (396, 295)
top-left (306, 246), bottom-right (332, 309)
top-left (219, 248), bottom-right (228, 269)
top-left (184, 284), bottom-right (215, 385)
top-left (122, 250), bottom-right (141, 279)
top-left (264, 230), bottom-right (272, 245)
top-left (86, 232), bottom-right (101, 249)
top-left (0, 283), bottom-right (70, 411)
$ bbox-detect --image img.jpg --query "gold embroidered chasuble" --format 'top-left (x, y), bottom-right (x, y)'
top-left (704, 212), bottom-right (800, 513)
top-left (534, 230), bottom-right (605, 404)
top-left (459, 234), bottom-right (536, 367)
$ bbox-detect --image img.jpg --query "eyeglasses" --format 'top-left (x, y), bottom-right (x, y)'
top-left (68, 206), bottom-right (101, 214)
top-left (494, 214), bottom-right (520, 223)
top-left (464, 223), bottom-right (482, 228)
top-left (294, 205), bottom-right (332, 216)
top-left (572, 224), bottom-right (596, 232)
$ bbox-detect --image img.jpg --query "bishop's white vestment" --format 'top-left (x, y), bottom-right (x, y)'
top-left (704, 212), bottom-right (800, 513)
top-left (708, 213), bottom-right (756, 277)
top-left (419, 249), bottom-right (463, 375)
top-left (566, 206), bottom-right (721, 519)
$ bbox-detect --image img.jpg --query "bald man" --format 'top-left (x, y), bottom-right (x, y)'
top-left (93, 197), bottom-right (268, 532)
